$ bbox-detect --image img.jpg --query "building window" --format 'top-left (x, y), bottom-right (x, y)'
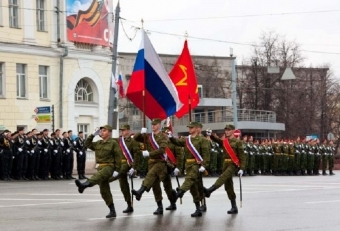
top-left (9, 0), bottom-right (19, 28)
top-left (197, 84), bottom-right (203, 98)
top-left (77, 124), bottom-right (89, 139)
top-left (132, 106), bottom-right (139, 116)
top-left (16, 64), bottom-right (26, 98)
top-left (194, 109), bottom-right (205, 123)
top-left (39, 65), bottom-right (48, 99)
top-left (75, 79), bottom-right (93, 102)
top-left (0, 63), bottom-right (4, 96)
top-left (36, 0), bottom-right (45, 31)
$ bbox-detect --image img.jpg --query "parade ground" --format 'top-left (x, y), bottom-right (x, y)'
top-left (1, 172), bottom-right (340, 231)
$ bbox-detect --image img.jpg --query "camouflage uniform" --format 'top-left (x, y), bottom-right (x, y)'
top-left (313, 141), bottom-right (321, 175)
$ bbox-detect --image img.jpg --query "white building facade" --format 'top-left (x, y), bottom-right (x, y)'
top-left (0, 0), bottom-right (114, 135)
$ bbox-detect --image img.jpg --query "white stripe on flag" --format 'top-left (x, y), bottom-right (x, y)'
top-left (111, 72), bottom-right (117, 90)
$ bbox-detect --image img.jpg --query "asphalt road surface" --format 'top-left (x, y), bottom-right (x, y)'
top-left (1, 172), bottom-right (340, 231)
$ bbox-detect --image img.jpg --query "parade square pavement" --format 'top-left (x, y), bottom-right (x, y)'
top-left (1, 172), bottom-right (340, 231)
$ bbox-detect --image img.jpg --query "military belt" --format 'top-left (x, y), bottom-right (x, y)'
top-left (283, 153), bottom-right (289, 156)
top-left (98, 163), bottom-right (114, 167)
top-left (224, 159), bottom-right (233, 163)
top-left (121, 159), bottom-right (127, 163)
top-left (186, 159), bottom-right (196, 163)
top-left (289, 155), bottom-right (295, 157)
top-left (274, 153), bottom-right (281, 156)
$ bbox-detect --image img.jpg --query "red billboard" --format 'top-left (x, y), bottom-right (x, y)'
top-left (66, 0), bottom-right (114, 47)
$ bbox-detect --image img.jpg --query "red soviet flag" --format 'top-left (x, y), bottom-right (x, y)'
top-left (169, 40), bottom-right (200, 118)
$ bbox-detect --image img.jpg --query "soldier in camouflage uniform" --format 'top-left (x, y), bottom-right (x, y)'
top-left (265, 139), bottom-right (273, 175)
top-left (300, 138), bottom-right (307, 175)
top-left (253, 139), bottom-right (260, 175)
top-left (258, 139), bottom-right (266, 175)
top-left (287, 140), bottom-right (295, 175)
top-left (108, 124), bottom-right (141, 213)
top-left (293, 137), bottom-right (302, 175)
top-left (204, 124), bottom-right (246, 214)
top-left (313, 139), bottom-right (321, 175)
top-left (246, 136), bottom-right (256, 176)
top-left (328, 140), bottom-right (335, 175)
top-left (208, 134), bottom-right (219, 177)
top-left (75, 125), bottom-right (122, 218)
top-left (320, 139), bottom-right (328, 175)
top-left (241, 135), bottom-right (248, 176)
top-left (169, 121), bottom-right (210, 217)
top-left (280, 140), bottom-right (289, 176)
top-left (272, 139), bottom-right (281, 176)
top-left (306, 139), bottom-right (315, 175)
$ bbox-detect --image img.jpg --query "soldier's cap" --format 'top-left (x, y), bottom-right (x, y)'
top-left (62, 131), bottom-right (67, 135)
top-left (198, 123), bottom-right (203, 128)
top-left (119, 124), bottom-right (130, 130)
top-left (3, 129), bottom-right (10, 133)
top-left (151, 118), bottom-right (162, 125)
top-left (37, 132), bottom-right (43, 136)
top-left (43, 129), bottom-right (48, 132)
top-left (68, 130), bottom-right (72, 133)
top-left (100, 125), bottom-right (113, 132)
top-left (187, 121), bottom-right (200, 128)
top-left (78, 131), bottom-right (83, 134)
top-left (224, 124), bottom-right (235, 130)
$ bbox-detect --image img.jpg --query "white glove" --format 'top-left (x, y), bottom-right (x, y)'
top-left (31, 150), bottom-right (34, 153)
top-left (44, 149), bottom-right (48, 153)
top-left (199, 166), bottom-right (205, 173)
top-left (73, 141), bottom-right (77, 145)
top-left (54, 150), bottom-right (58, 153)
top-left (18, 148), bottom-right (23, 152)
top-left (79, 151), bottom-right (83, 155)
top-left (142, 150), bottom-right (149, 157)
top-left (26, 140), bottom-right (30, 145)
top-left (112, 171), bottom-right (119, 177)
top-left (206, 129), bottom-right (212, 136)
top-left (66, 149), bottom-right (70, 153)
top-left (141, 127), bottom-right (147, 134)
top-left (167, 131), bottom-right (173, 138)
top-left (128, 168), bottom-right (135, 176)
top-left (61, 141), bottom-right (64, 146)
top-left (49, 140), bottom-right (53, 145)
top-left (173, 168), bottom-right (180, 176)
top-left (38, 141), bottom-right (42, 145)
top-left (93, 127), bottom-right (100, 136)
top-left (238, 169), bottom-right (244, 177)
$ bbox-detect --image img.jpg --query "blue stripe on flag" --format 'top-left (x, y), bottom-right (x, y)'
top-left (133, 49), bottom-right (145, 72)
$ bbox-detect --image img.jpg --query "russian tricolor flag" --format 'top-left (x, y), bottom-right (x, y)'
top-left (126, 30), bottom-right (182, 120)
top-left (117, 72), bottom-right (125, 98)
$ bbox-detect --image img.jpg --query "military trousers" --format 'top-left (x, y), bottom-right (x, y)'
top-left (109, 162), bottom-right (132, 203)
top-left (179, 163), bottom-right (200, 203)
top-left (313, 154), bottom-right (321, 173)
top-left (89, 165), bottom-right (115, 206)
top-left (214, 162), bottom-right (237, 200)
top-left (322, 155), bottom-right (329, 171)
top-left (306, 153), bottom-right (314, 171)
top-left (76, 151), bottom-right (86, 175)
top-left (152, 173), bottom-right (175, 203)
top-left (294, 153), bottom-right (301, 171)
top-left (1, 150), bottom-right (12, 179)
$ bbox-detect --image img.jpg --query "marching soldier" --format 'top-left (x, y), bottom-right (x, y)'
top-left (132, 118), bottom-right (177, 215)
top-left (203, 124), bottom-right (245, 214)
top-left (168, 121), bottom-right (210, 217)
top-left (75, 131), bottom-right (87, 179)
top-left (75, 125), bottom-right (122, 218)
top-left (109, 124), bottom-right (141, 213)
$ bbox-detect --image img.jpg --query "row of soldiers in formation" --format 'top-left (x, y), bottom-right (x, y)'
top-left (75, 121), bottom-right (245, 219)
top-left (0, 128), bottom-right (87, 181)
top-left (240, 136), bottom-right (336, 176)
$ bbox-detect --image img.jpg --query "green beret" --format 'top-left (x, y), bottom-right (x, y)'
top-left (151, 118), bottom-right (162, 125)
top-left (100, 125), bottom-right (113, 132)
top-left (119, 124), bottom-right (130, 130)
top-left (224, 124), bottom-right (235, 130)
top-left (187, 121), bottom-right (200, 128)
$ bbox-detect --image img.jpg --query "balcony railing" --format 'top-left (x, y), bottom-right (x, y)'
top-left (119, 109), bottom-right (277, 130)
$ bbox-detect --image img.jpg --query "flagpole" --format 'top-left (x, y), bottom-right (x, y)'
top-left (108, 1), bottom-right (120, 136)
top-left (184, 31), bottom-right (193, 123)
top-left (141, 18), bottom-right (147, 128)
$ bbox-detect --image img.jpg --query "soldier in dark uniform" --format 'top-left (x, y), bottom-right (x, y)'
top-left (68, 130), bottom-right (76, 178)
top-left (39, 129), bottom-right (51, 180)
top-left (34, 132), bottom-right (43, 180)
top-left (132, 118), bottom-right (177, 215)
top-left (328, 140), bottom-right (336, 175)
top-left (75, 125), bottom-right (122, 218)
top-left (50, 132), bottom-right (61, 180)
top-left (204, 124), bottom-right (245, 214)
top-left (75, 131), bottom-right (87, 179)
top-left (109, 124), bottom-right (141, 213)
top-left (313, 139), bottom-right (321, 175)
top-left (169, 121), bottom-right (210, 217)
top-left (0, 130), bottom-right (13, 181)
top-left (62, 131), bottom-right (74, 179)
top-left (14, 127), bottom-right (27, 180)
top-left (54, 129), bottom-right (63, 179)
top-left (26, 129), bottom-right (38, 180)
top-left (10, 132), bottom-right (18, 179)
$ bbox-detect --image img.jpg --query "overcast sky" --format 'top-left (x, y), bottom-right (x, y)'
top-left (115, 0), bottom-right (340, 77)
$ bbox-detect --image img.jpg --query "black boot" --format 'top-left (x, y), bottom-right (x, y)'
top-left (69, 174), bottom-right (76, 179)
top-left (131, 185), bottom-right (146, 201)
top-left (106, 203), bottom-right (117, 218)
top-left (122, 201), bottom-right (134, 213)
top-left (203, 185), bottom-right (216, 198)
top-left (82, 174), bottom-right (88, 179)
top-left (75, 179), bottom-right (92, 193)
top-left (176, 189), bottom-right (185, 200)
top-left (199, 203), bottom-right (207, 212)
top-left (330, 170), bottom-right (335, 175)
top-left (153, 201), bottom-right (163, 215)
top-left (322, 170), bottom-right (328, 175)
top-left (191, 202), bottom-right (202, 217)
top-left (227, 199), bottom-right (238, 214)
top-left (166, 189), bottom-right (177, 210)
top-left (78, 175), bottom-right (83, 179)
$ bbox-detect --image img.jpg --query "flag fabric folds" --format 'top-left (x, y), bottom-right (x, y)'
top-left (117, 72), bottom-right (125, 98)
top-left (111, 72), bottom-right (117, 90)
top-left (169, 40), bottom-right (200, 118)
top-left (126, 30), bottom-right (182, 120)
